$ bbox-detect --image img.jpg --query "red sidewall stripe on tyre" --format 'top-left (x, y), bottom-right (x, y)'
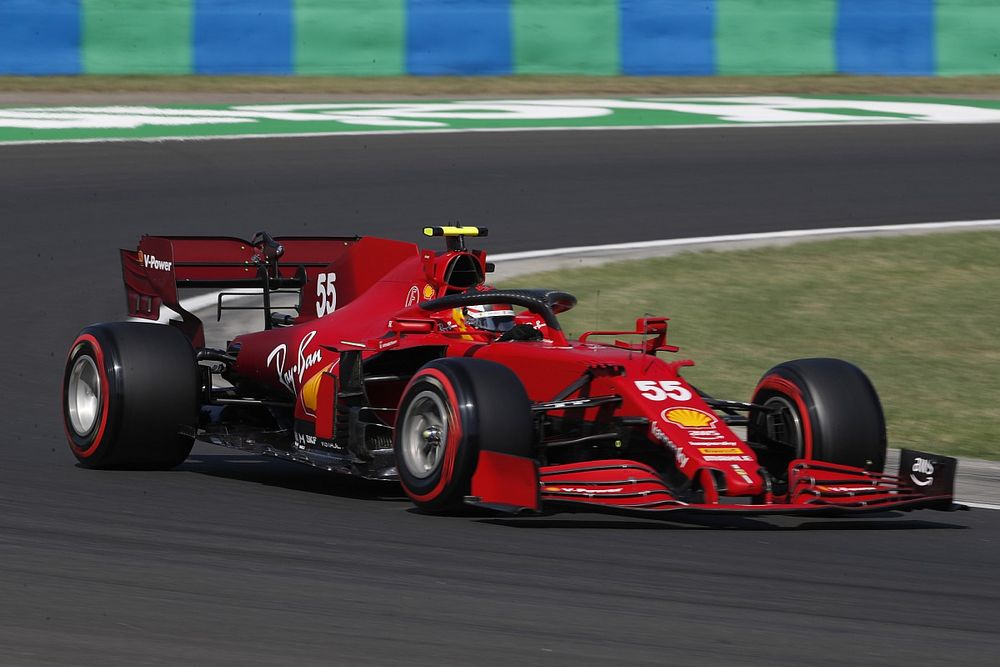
top-left (64, 333), bottom-right (111, 458)
top-left (755, 374), bottom-right (814, 461)
top-left (403, 367), bottom-right (465, 504)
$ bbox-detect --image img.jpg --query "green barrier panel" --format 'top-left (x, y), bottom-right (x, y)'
top-left (295, 0), bottom-right (404, 76)
top-left (717, 0), bottom-right (837, 75)
top-left (936, 0), bottom-right (1000, 76)
top-left (82, 0), bottom-right (191, 75)
top-left (512, 0), bottom-right (618, 75)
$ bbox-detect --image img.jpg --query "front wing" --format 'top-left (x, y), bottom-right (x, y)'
top-left (467, 449), bottom-right (962, 517)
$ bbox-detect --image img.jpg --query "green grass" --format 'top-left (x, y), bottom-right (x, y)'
top-left (502, 231), bottom-right (1000, 460)
top-left (5, 75), bottom-right (1000, 96)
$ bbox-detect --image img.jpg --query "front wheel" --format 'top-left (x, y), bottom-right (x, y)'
top-left (748, 357), bottom-right (886, 477)
top-left (393, 358), bottom-right (534, 513)
top-left (63, 322), bottom-right (199, 469)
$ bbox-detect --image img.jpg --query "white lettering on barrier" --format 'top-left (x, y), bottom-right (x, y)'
top-left (4, 98), bottom-right (1000, 132)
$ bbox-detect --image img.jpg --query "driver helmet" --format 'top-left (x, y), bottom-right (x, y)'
top-left (464, 303), bottom-right (517, 333)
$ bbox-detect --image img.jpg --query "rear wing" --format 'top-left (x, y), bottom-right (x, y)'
top-left (121, 233), bottom-right (358, 346)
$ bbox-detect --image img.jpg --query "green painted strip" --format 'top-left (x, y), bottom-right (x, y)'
top-left (82, 0), bottom-right (192, 75)
top-left (4, 97), bottom-right (1000, 145)
top-left (936, 0), bottom-right (1000, 76)
top-left (512, 0), bottom-right (619, 75)
top-left (294, 0), bottom-right (404, 76)
top-left (716, 0), bottom-right (836, 76)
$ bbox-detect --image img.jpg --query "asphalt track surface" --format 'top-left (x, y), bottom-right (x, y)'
top-left (3, 124), bottom-right (1000, 665)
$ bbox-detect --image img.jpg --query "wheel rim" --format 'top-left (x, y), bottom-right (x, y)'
top-left (400, 389), bottom-right (449, 479)
top-left (67, 354), bottom-right (102, 436)
top-left (761, 395), bottom-right (803, 458)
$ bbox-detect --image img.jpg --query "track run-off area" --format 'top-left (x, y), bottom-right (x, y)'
top-left (2, 107), bottom-right (1000, 665)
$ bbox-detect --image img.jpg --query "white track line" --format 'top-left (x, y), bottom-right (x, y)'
top-left (488, 218), bottom-right (1000, 261)
top-left (962, 502), bottom-right (1000, 511)
top-left (178, 288), bottom-right (260, 320)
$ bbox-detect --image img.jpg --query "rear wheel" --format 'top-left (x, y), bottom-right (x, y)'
top-left (63, 322), bottom-right (199, 469)
top-left (748, 357), bottom-right (886, 479)
top-left (394, 358), bottom-right (533, 513)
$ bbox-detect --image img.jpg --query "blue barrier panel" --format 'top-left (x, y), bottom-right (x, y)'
top-left (837, 0), bottom-right (934, 75)
top-left (620, 0), bottom-right (715, 75)
top-left (194, 0), bottom-right (292, 74)
top-left (407, 0), bottom-right (512, 75)
top-left (0, 0), bottom-right (80, 74)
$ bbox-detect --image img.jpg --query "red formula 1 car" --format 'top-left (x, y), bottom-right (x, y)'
top-left (62, 227), bottom-right (959, 518)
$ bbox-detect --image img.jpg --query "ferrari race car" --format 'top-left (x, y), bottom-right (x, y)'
top-left (62, 227), bottom-right (960, 518)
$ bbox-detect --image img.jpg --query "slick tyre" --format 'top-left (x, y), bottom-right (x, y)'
top-left (749, 357), bottom-right (886, 475)
top-left (394, 358), bottom-right (533, 513)
top-left (63, 322), bottom-right (198, 469)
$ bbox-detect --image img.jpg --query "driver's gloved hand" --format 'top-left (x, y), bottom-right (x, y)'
top-left (496, 324), bottom-right (544, 342)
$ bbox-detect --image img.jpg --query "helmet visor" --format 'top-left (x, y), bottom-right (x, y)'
top-left (465, 305), bottom-right (516, 333)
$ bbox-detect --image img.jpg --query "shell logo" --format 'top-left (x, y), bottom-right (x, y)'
top-left (661, 407), bottom-right (717, 429)
top-left (422, 284), bottom-right (436, 299)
